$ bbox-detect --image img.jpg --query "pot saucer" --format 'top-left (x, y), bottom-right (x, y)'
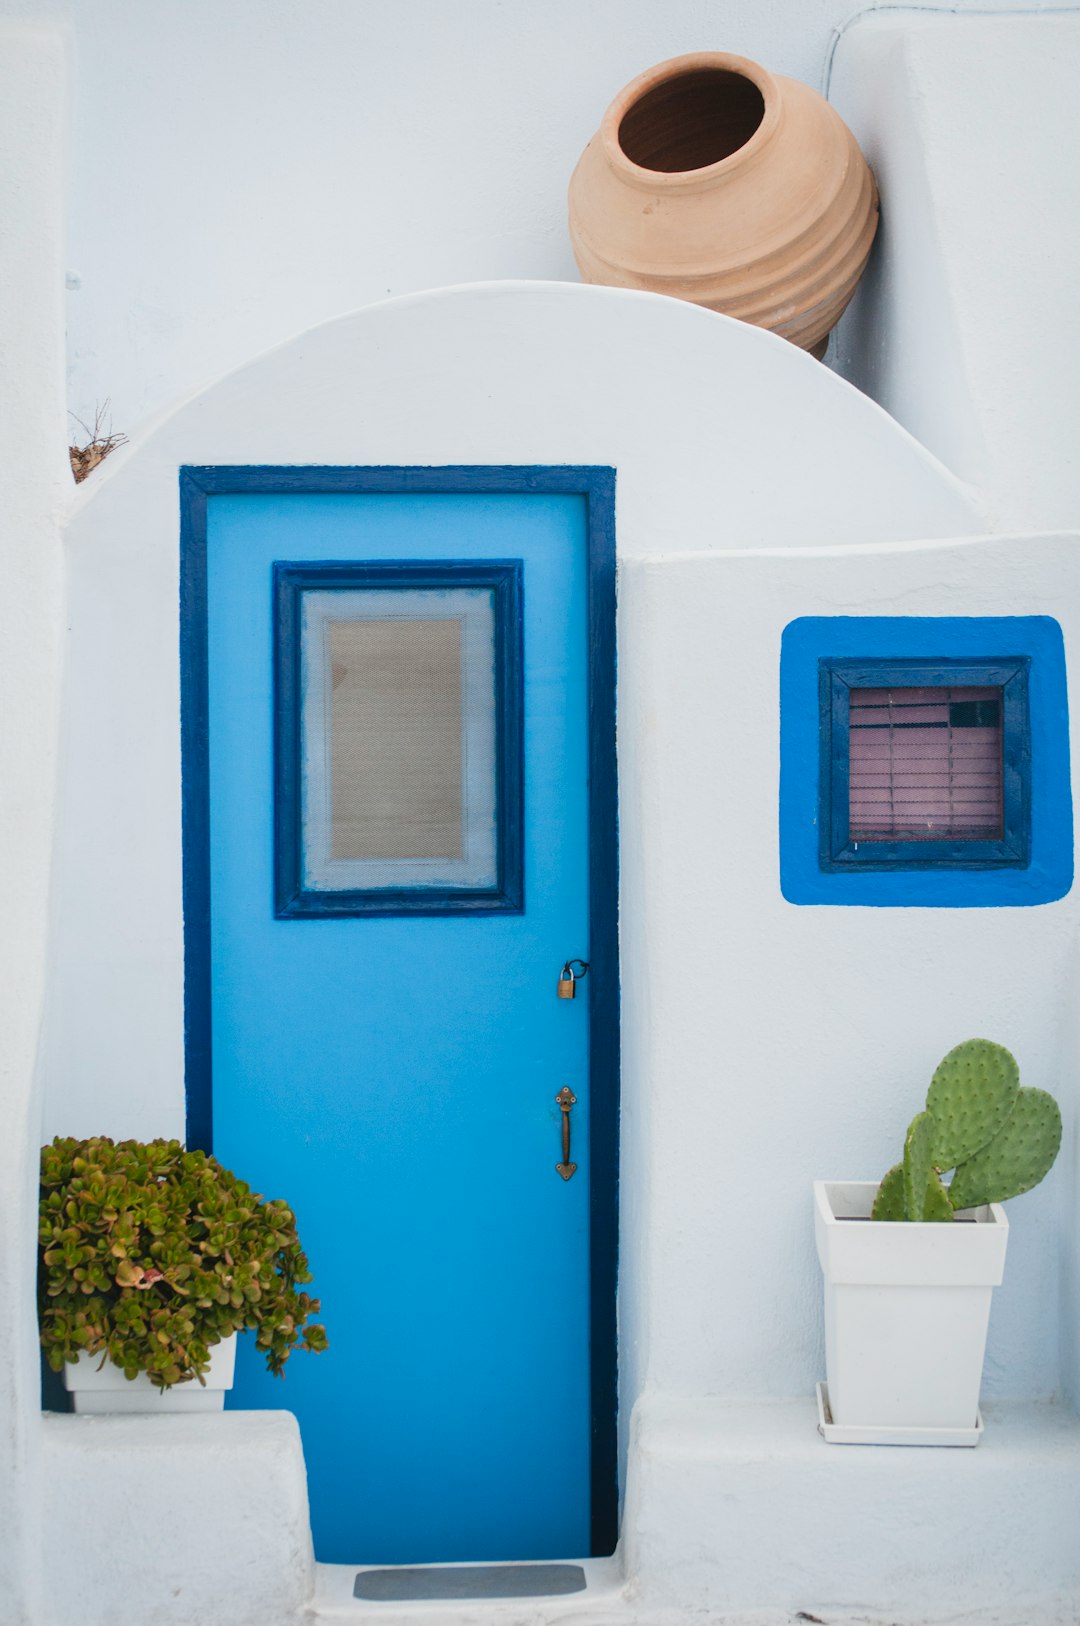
top-left (816, 1381), bottom-right (983, 1447)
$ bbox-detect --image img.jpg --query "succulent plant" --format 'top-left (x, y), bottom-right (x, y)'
top-left (39, 1137), bottom-right (328, 1388)
top-left (870, 1040), bottom-right (1061, 1222)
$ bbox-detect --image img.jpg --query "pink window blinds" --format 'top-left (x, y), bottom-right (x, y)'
top-left (848, 686), bottom-right (1004, 842)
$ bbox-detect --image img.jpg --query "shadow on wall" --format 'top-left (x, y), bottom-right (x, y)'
top-left (40, 1355), bottom-right (70, 1415)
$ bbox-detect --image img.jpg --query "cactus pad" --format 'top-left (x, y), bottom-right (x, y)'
top-left (948, 1087), bottom-right (1063, 1210)
top-left (921, 1169), bottom-right (954, 1222)
top-left (903, 1110), bottom-right (937, 1222)
top-left (926, 1039), bottom-right (1019, 1169)
top-left (871, 1163), bottom-right (907, 1221)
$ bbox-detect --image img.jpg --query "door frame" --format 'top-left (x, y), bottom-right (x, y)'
top-left (179, 463), bottom-right (620, 1555)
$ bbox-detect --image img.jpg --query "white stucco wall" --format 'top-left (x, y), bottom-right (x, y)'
top-left (0, 0), bottom-right (1051, 440)
top-left (1064, 931), bottom-right (1080, 1412)
top-left (0, 23), bottom-right (69, 1626)
top-left (616, 539), bottom-right (1080, 1625)
top-left (39, 282), bottom-right (1079, 1623)
top-left (48, 283), bottom-right (977, 1151)
top-left (39, 278), bottom-right (1080, 1617)
top-left (618, 532), bottom-right (1079, 1409)
top-left (4, 3), bottom-right (1079, 1617)
top-left (830, 11), bottom-right (1080, 533)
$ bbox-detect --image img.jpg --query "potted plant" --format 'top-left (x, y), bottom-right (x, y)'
top-left (40, 1137), bottom-right (328, 1413)
top-left (814, 1039), bottom-right (1061, 1444)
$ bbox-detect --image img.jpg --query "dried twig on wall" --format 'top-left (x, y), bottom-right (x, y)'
top-left (69, 401), bottom-right (127, 483)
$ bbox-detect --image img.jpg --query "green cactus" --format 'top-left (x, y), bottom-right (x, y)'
top-left (874, 1148), bottom-right (954, 1221)
top-left (922, 1170), bottom-right (954, 1222)
top-left (927, 1039), bottom-right (1019, 1168)
top-left (948, 1087), bottom-right (1063, 1211)
top-left (871, 1163), bottom-right (906, 1221)
top-left (870, 1040), bottom-right (1060, 1222)
top-left (903, 1111), bottom-right (937, 1222)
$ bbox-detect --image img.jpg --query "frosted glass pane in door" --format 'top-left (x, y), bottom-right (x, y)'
top-left (301, 587), bottom-right (497, 891)
top-left (328, 617), bottom-right (464, 862)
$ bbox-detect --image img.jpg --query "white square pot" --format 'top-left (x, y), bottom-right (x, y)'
top-left (62, 1333), bottom-right (237, 1414)
top-left (814, 1181), bottom-right (1008, 1430)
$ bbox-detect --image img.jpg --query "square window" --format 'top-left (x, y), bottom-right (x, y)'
top-left (820, 659), bottom-right (1030, 871)
top-left (779, 618), bottom-right (1072, 907)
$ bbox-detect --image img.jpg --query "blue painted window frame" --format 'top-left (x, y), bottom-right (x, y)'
top-left (274, 560), bottom-right (524, 917)
top-left (819, 657), bottom-right (1030, 871)
top-left (779, 616), bottom-right (1072, 908)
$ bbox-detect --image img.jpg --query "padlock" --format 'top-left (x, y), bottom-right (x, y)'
top-left (557, 964), bottom-right (576, 1000)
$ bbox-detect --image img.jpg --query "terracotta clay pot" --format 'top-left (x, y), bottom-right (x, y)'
top-left (568, 52), bottom-right (879, 357)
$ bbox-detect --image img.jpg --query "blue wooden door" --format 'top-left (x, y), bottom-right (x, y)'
top-left (188, 474), bottom-right (616, 1565)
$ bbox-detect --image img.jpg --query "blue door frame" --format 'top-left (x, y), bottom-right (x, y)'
top-left (179, 464), bottom-right (620, 1555)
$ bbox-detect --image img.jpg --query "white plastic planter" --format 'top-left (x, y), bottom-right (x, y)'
top-left (63, 1333), bottom-right (237, 1414)
top-left (814, 1181), bottom-right (1008, 1436)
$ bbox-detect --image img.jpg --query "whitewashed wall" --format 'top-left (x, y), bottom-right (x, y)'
top-left (44, 282), bottom-right (1080, 1625)
top-left (0, 24), bottom-right (68, 1626)
top-left (51, 277), bottom-right (980, 1428)
top-left (618, 534), bottom-right (1079, 1406)
top-left (831, 11), bottom-right (1080, 533)
top-left (0, 0), bottom-right (1047, 439)
top-left (5, 4), bottom-right (1080, 1619)
top-left (618, 532), bottom-right (1080, 1622)
top-left (50, 283), bottom-right (977, 1151)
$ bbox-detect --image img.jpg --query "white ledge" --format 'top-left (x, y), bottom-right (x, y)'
top-left (34, 1399), bottom-right (1080, 1626)
top-left (621, 1395), bottom-right (1080, 1623)
top-left (41, 1410), bottom-right (315, 1626)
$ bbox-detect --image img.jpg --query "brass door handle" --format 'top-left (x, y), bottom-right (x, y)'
top-left (555, 1087), bottom-right (577, 1181)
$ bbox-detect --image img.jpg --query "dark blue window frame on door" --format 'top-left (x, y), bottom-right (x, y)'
top-left (274, 559), bottom-right (525, 918)
top-left (780, 616), bottom-right (1073, 907)
top-left (819, 657), bottom-right (1030, 871)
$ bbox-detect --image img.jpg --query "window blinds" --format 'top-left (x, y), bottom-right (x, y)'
top-left (848, 686), bottom-right (1004, 841)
